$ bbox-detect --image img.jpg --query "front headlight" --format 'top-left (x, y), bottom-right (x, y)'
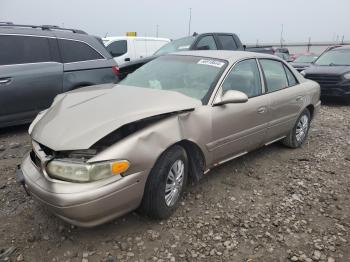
top-left (46, 159), bottom-right (130, 182)
top-left (343, 73), bottom-right (350, 80)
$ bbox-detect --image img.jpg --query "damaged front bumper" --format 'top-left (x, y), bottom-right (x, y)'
top-left (19, 153), bottom-right (149, 227)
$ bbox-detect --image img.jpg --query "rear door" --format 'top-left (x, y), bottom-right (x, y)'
top-left (0, 34), bottom-right (63, 125)
top-left (258, 59), bottom-right (305, 143)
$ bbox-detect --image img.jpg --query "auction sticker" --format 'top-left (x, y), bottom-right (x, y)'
top-left (197, 59), bottom-right (225, 68)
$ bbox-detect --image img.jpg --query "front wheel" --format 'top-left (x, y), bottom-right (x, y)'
top-left (282, 109), bottom-right (311, 148)
top-left (139, 145), bottom-right (188, 219)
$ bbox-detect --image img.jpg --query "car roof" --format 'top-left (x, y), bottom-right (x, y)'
top-left (332, 45), bottom-right (350, 51)
top-left (172, 50), bottom-right (280, 63)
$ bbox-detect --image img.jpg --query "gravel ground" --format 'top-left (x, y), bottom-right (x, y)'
top-left (0, 104), bottom-right (349, 262)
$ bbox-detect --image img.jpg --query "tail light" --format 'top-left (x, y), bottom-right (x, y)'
top-left (112, 66), bottom-right (120, 75)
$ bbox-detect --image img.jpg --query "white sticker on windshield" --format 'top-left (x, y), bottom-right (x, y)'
top-left (197, 59), bottom-right (225, 68)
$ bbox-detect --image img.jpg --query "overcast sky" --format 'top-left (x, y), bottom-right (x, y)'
top-left (1, 0), bottom-right (349, 44)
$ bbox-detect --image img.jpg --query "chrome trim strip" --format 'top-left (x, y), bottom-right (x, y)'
top-left (264, 136), bottom-right (286, 146)
top-left (215, 151), bottom-right (248, 166)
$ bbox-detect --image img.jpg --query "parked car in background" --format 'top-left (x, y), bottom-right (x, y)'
top-left (103, 36), bottom-right (170, 66)
top-left (302, 45), bottom-right (350, 103)
top-left (0, 23), bottom-right (118, 128)
top-left (116, 32), bottom-right (244, 80)
top-left (290, 54), bottom-right (318, 72)
top-left (18, 50), bottom-right (320, 227)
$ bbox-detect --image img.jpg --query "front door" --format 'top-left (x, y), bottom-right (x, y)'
top-left (209, 58), bottom-right (270, 164)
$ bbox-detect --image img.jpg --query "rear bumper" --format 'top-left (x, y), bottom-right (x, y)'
top-left (20, 153), bottom-right (148, 227)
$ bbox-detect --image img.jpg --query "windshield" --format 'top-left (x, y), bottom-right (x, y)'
top-left (154, 36), bottom-right (195, 55)
top-left (294, 55), bottom-right (318, 63)
top-left (314, 49), bottom-right (350, 66)
top-left (120, 55), bottom-right (226, 102)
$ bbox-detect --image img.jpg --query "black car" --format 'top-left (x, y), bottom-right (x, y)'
top-left (303, 46), bottom-right (350, 103)
top-left (290, 54), bottom-right (318, 72)
top-left (117, 32), bottom-right (244, 80)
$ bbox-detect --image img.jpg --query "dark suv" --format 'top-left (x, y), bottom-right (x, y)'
top-left (303, 45), bottom-right (350, 103)
top-left (0, 23), bottom-right (119, 127)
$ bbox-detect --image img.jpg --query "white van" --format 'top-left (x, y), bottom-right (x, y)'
top-left (103, 36), bottom-right (170, 66)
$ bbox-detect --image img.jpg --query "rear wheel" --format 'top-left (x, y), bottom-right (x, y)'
top-left (140, 145), bottom-right (188, 219)
top-left (282, 109), bottom-right (311, 148)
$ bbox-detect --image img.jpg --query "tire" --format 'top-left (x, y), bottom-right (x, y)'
top-left (140, 145), bottom-right (188, 219)
top-left (282, 109), bottom-right (311, 148)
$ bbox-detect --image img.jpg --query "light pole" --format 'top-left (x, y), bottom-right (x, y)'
top-left (156, 24), bottom-right (159, 38)
top-left (188, 8), bottom-right (192, 36)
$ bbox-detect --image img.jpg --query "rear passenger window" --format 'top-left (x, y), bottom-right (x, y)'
top-left (0, 35), bottom-right (51, 65)
top-left (218, 35), bottom-right (237, 50)
top-left (107, 40), bottom-right (127, 57)
top-left (283, 64), bottom-right (298, 86)
top-left (195, 36), bottom-right (217, 50)
top-left (58, 39), bottom-right (103, 63)
top-left (259, 59), bottom-right (288, 92)
top-left (222, 59), bottom-right (262, 98)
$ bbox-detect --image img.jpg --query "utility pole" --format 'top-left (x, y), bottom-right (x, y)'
top-left (188, 8), bottom-right (192, 36)
top-left (307, 37), bottom-right (311, 52)
top-left (280, 24), bottom-right (284, 47)
top-left (156, 24), bottom-right (159, 38)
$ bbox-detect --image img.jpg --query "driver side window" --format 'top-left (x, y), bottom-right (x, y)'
top-left (222, 59), bottom-right (262, 98)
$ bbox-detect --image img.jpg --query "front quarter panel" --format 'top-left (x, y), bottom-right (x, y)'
top-left (88, 107), bottom-right (212, 175)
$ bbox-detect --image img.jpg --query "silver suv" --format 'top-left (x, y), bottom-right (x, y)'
top-left (0, 23), bottom-right (119, 128)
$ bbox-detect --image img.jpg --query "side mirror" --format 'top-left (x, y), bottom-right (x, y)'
top-left (214, 90), bottom-right (248, 106)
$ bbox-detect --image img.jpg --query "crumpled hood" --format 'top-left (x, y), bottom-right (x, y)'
top-left (31, 84), bottom-right (201, 151)
top-left (305, 65), bottom-right (350, 75)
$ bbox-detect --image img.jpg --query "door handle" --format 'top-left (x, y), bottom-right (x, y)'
top-left (257, 107), bottom-right (266, 114)
top-left (124, 58), bottom-right (130, 62)
top-left (296, 95), bottom-right (303, 101)
top-left (0, 77), bottom-right (11, 85)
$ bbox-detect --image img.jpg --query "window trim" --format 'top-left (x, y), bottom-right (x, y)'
top-left (210, 57), bottom-right (265, 104)
top-left (257, 58), bottom-right (294, 94)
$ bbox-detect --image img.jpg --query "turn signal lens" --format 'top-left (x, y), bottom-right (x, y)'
top-left (111, 160), bottom-right (130, 174)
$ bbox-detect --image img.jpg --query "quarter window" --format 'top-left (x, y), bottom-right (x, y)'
top-left (106, 40), bottom-right (127, 57)
top-left (259, 59), bottom-right (289, 92)
top-left (0, 35), bottom-right (51, 65)
top-left (195, 36), bottom-right (217, 50)
top-left (218, 35), bottom-right (237, 50)
top-left (222, 59), bottom-right (262, 98)
top-left (283, 64), bottom-right (298, 86)
top-left (58, 39), bottom-right (103, 63)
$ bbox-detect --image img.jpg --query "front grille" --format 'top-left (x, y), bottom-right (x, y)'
top-left (305, 74), bottom-right (341, 87)
top-left (30, 150), bottom-right (41, 168)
